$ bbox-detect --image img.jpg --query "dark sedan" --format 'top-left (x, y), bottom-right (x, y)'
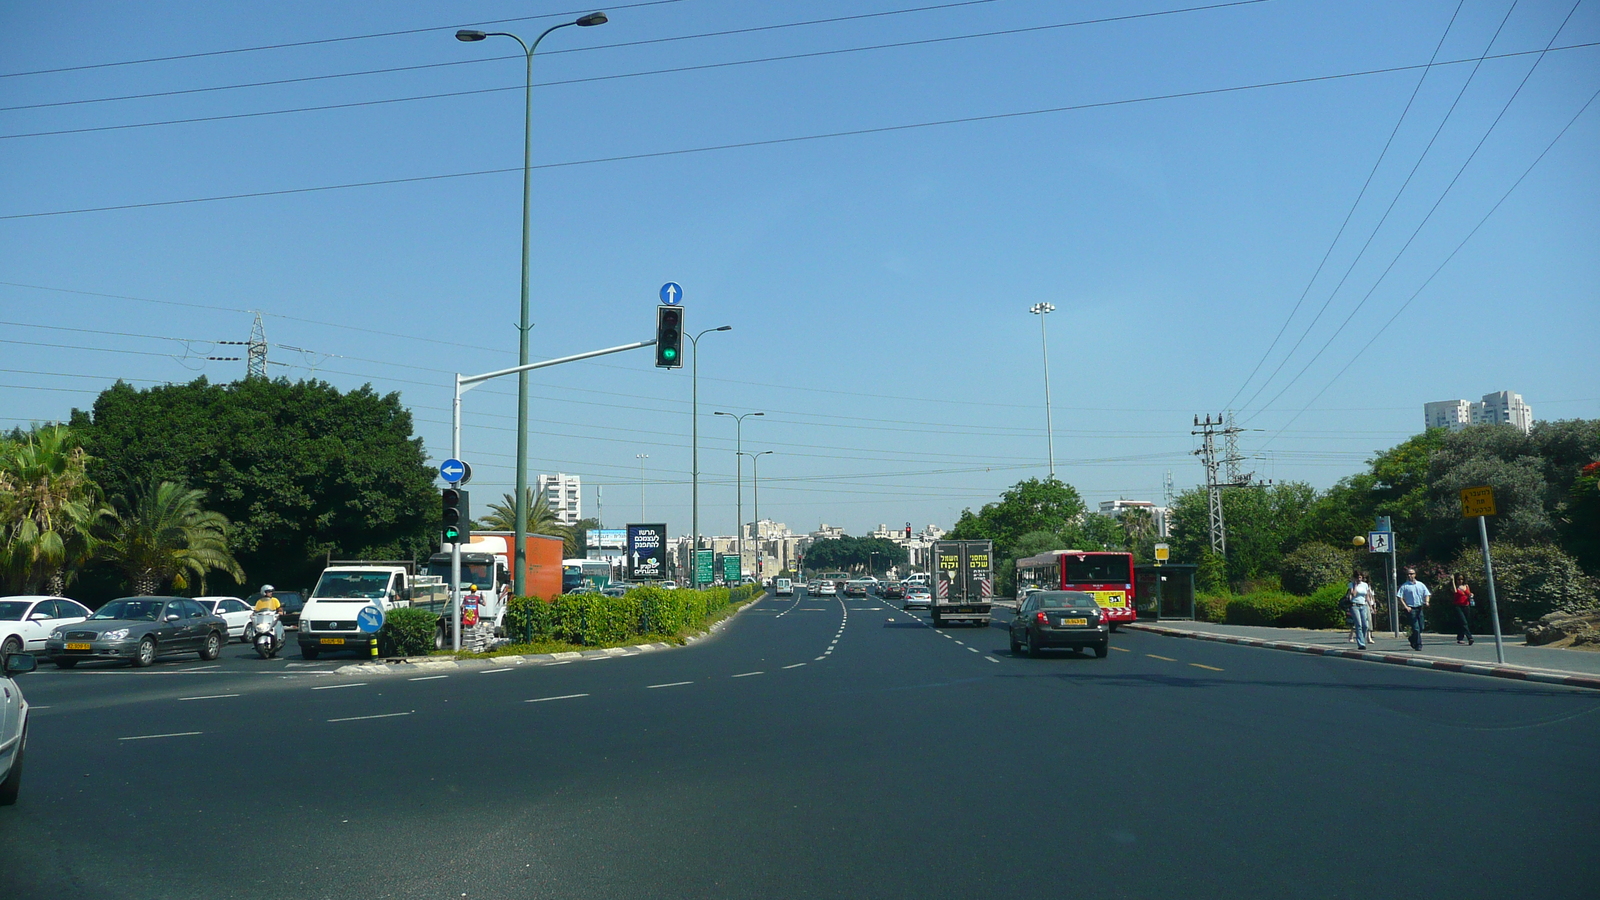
top-left (44, 597), bottom-right (228, 668)
top-left (881, 582), bottom-right (905, 600)
top-left (1010, 591), bottom-right (1109, 658)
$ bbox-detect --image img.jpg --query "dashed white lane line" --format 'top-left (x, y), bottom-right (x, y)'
top-left (119, 731), bottom-right (201, 741)
top-left (732, 671), bottom-right (763, 678)
top-left (1111, 646), bottom-right (1131, 652)
top-left (178, 693), bottom-right (239, 701)
top-left (408, 675), bottom-right (449, 682)
top-left (953, 640), bottom-right (965, 645)
top-left (985, 657), bottom-right (1000, 663)
top-left (815, 656), bottom-right (826, 661)
top-left (967, 647), bottom-right (980, 653)
top-left (312, 682), bottom-right (367, 690)
top-left (328, 711), bottom-right (412, 723)
top-left (647, 681), bottom-right (693, 689)
top-left (782, 663), bottom-right (806, 669)
top-left (478, 666), bottom-right (515, 674)
top-left (1147, 654), bottom-right (1177, 662)
top-left (527, 693), bottom-right (589, 703)
top-left (1191, 663), bottom-right (1224, 672)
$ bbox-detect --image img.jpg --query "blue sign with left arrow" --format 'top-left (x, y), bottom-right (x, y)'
top-left (439, 458), bottom-right (467, 484)
top-left (357, 605), bottom-right (386, 634)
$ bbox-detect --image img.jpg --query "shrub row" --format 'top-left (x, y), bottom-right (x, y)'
top-left (376, 607), bottom-right (439, 657)
top-left (502, 583), bottom-right (760, 647)
top-left (1193, 582), bottom-right (1347, 630)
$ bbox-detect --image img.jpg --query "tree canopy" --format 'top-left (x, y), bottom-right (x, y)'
top-left (802, 535), bottom-right (908, 574)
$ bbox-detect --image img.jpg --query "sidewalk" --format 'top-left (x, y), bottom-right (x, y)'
top-left (1124, 619), bottom-right (1600, 690)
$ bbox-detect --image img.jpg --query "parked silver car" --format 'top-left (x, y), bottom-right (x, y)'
top-left (1, 649), bottom-right (36, 804)
top-left (44, 597), bottom-right (228, 668)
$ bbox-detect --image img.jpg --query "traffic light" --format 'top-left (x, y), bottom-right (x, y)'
top-left (442, 488), bottom-right (470, 544)
top-left (655, 305), bottom-right (683, 368)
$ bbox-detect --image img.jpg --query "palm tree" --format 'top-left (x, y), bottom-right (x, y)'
top-left (0, 424), bottom-right (108, 594)
top-left (476, 489), bottom-right (569, 541)
top-left (99, 481), bottom-right (245, 595)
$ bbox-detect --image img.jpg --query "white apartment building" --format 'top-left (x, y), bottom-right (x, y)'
top-left (536, 473), bottom-right (582, 526)
top-left (1423, 391), bottom-right (1533, 434)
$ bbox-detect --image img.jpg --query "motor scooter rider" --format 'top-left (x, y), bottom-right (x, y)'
top-left (251, 584), bottom-right (286, 646)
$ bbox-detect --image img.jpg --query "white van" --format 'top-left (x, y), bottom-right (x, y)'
top-left (774, 578), bottom-right (794, 597)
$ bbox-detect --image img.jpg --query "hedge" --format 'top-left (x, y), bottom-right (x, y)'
top-left (377, 607), bottom-right (439, 657)
top-left (502, 583), bottom-right (761, 647)
top-left (1197, 585), bottom-right (1347, 630)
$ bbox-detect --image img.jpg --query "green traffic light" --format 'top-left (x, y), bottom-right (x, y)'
top-left (445, 526), bottom-right (460, 540)
top-left (663, 348), bottom-right (677, 360)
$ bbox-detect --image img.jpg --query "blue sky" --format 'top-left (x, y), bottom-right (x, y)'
top-left (2, 0), bottom-right (1596, 539)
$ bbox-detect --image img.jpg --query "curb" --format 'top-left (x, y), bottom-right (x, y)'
top-left (1124, 623), bottom-right (1600, 692)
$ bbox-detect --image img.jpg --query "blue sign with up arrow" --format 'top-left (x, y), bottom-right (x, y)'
top-left (659, 282), bottom-right (683, 305)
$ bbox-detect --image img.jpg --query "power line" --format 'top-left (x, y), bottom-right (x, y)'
top-left (0, 1), bottom-right (1273, 142)
top-left (4, 40), bottom-right (1592, 222)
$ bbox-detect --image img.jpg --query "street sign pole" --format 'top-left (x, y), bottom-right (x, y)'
top-left (1461, 485), bottom-right (1506, 664)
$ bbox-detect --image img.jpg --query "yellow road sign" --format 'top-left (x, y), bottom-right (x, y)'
top-left (1154, 543), bottom-right (1170, 562)
top-left (1461, 486), bottom-right (1497, 518)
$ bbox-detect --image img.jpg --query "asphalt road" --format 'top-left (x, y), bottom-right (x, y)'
top-left (3, 589), bottom-right (1597, 899)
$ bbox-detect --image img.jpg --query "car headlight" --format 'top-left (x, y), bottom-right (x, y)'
top-left (103, 628), bottom-right (131, 641)
top-left (300, 619), bottom-right (312, 632)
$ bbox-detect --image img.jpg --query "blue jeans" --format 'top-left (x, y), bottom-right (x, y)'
top-left (1351, 604), bottom-right (1372, 649)
top-left (1407, 605), bottom-right (1425, 649)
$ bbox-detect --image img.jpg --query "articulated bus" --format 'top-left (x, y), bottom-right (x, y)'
top-left (1014, 550), bottom-right (1137, 630)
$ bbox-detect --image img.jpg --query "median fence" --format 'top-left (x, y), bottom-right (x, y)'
top-left (504, 584), bottom-right (761, 646)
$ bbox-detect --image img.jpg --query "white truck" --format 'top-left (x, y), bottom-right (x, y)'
top-left (422, 535), bottom-right (514, 644)
top-left (298, 562), bottom-right (417, 660)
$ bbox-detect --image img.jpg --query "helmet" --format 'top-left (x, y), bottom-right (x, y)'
top-left (467, 584), bottom-right (478, 592)
top-left (261, 584), bottom-right (275, 592)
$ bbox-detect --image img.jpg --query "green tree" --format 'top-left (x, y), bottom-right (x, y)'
top-left (476, 490), bottom-right (570, 541)
top-left (1452, 542), bottom-right (1598, 626)
top-left (99, 481), bottom-right (245, 595)
top-left (1168, 482), bottom-right (1318, 587)
top-left (73, 377), bottom-right (437, 588)
top-left (1279, 541), bottom-right (1353, 595)
top-left (0, 424), bottom-right (108, 593)
top-left (565, 517), bottom-right (601, 558)
top-left (946, 477), bottom-right (1086, 560)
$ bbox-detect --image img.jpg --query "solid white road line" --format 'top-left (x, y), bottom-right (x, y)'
top-left (782, 663), bottom-right (806, 669)
top-left (178, 694), bottom-right (239, 701)
top-left (408, 675), bottom-right (449, 681)
top-left (647, 681), bottom-right (693, 689)
top-left (312, 682), bottom-right (367, 690)
top-left (732, 671), bottom-right (763, 678)
top-left (327, 712), bottom-right (412, 723)
top-left (119, 731), bottom-right (202, 741)
top-left (527, 693), bottom-right (590, 702)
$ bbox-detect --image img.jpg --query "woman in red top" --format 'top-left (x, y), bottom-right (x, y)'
top-left (1451, 575), bottom-right (1475, 645)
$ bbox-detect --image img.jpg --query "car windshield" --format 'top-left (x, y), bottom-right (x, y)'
top-left (313, 572), bottom-right (392, 599)
top-left (0, 601), bottom-right (33, 621)
top-left (1062, 556), bottom-right (1129, 583)
top-left (1037, 592), bottom-right (1098, 609)
top-left (90, 599), bottom-right (167, 621)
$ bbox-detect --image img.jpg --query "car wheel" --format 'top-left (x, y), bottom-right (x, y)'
top-left (53, 658), bottom-right (78, 669)
top-left (0, 636), bottom-right (21, 658)
top-left (1095, 641), bottom-right (1109, 659)
top-left (1109, 623), bottom-right (1120, 633)
top-left (300, 645), bottom-right (320, 661)
top-left (1026, 631), bottom-right (1041, 659)
top-left (1009, 634), bottom-right (1021, 655)
top-left (132, 637), bottom-right (157, 668)
top-left (199, 631), bottom-right (221, 661)
top-left (0, 727), bottom-right (24, 806)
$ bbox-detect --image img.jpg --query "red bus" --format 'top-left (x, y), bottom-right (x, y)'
top-left (1014, 550), bottom-right (1136, 630)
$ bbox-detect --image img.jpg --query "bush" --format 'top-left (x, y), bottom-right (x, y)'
top-left (1280, 542), bottom-right (1352, 595)
top-left (1280, 583), bottom-right (1349, 629)
top-left (1195, 593), bottom-right (1229, 623)
top-left (1216, 586), bottom-right (1348, 629)
top-left (499, 583), bottom-right (759, 647)
top-left (1224, 591), bottom-right (1304, 626)
top-left (377, 607), bottom-right (438, 657)
top-left (1195, 551), bottom-right (1228, 593)
top-left (1451, 542), bottom-right (1599, 628)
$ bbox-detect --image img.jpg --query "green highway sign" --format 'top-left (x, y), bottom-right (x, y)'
top-left (723, 554), bottom-right (741, 584)
top-left (695, 549), bottom-right (715, 586)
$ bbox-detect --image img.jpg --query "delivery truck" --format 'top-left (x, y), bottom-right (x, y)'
top-left (930, 539), bottom-right (994, 627)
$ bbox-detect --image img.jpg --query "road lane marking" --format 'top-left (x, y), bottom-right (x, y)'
top-left (732, 671), bottom-right (763, 678)
top-left (1147, 654), bottom-right (1177, 662)
top-left (967, 647), bottom-right (980, 653)
top-left (178, 693), bottom-right (239, 701)
top-left (783, 663), bottom-right (806, 669)
top-left (478, 666), bottom-right (515, 674)
top-left (119, 731), bottom-right (201, 741)
top-left (527, 693), bottom-right (589, 703)
top-left (647, 681), bottom-right (693, 689)
top-left (815, 656), bottom-right (826, 660)
top-left (408, 675), bottom-right (449, 681)
top-left (1190, 663), bottom-right (1224, 671)
top-left (1110, 646), bottom-right (1130, 652)
top-left (985, 657), bottom-right (999, 663)
top-left (953, 641), bottom-right (965, 645)
top-left (327, 712), bottom-right (412, 723)
top-left (312, 682), bottom-right (367, 690)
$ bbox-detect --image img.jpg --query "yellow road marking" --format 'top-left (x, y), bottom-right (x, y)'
top-left (1146, 654), bottom-right (1177, 662)
top-left (1110, 646), bottom-right (1130, 652)
top-left (1190, 663), bottom-right (1223, 671)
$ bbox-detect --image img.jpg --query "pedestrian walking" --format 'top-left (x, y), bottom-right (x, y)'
top-left (1451, 575), bottom-right (1475, 645)
top-left (1397, 567), bottom-right (1431, 651)
top-left (1347, 571), bottom-right (1373, 651)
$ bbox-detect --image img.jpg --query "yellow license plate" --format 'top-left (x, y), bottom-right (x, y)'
top-left (1063, 618), bottom-right (1087, 626)
top-left (320, 638), bottom-right (345, 645)
top-left (66, 642), bottom-right (92, 650)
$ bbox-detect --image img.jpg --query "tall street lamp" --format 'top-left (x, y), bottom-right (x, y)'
top-left (688, 325), bottom-right (732, 587)
top-left (715, 410), bottom-right (763, 578)
top-left (740, 449), bottom-right (773, 578)
top-left (1029, 302), bottom-right (1057, 480)
top-left (456, 11), bottom-right (609, 597)
top-left (635, 453), bottom-right (648, 520)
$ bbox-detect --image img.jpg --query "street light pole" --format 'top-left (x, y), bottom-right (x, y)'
top-left (1029, 302), bottom-right (1057, 480)
top-left (687, 326), bottom-right (732, 588)
top-left (455, 11), bottom-right (609, 597)
top-left (741, 450), bottom-right (773, 578)
top-left (636, 453), bottom-right (648, 520)
top-left (715, 410), bottom-right (763, 579)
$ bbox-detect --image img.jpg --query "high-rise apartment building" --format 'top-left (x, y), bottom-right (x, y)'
top-left (536, 473), bottom-right (582, 526)
top-left (1423, 392), bottom-right (1533, 434)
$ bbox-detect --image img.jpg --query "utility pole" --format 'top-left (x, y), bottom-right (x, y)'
top-left (1193, 413), bottom-right (1262, 558)
top-left (211, 312), bottom-right (271, 380)
top-left (636, 454), bottom-right (648, 520)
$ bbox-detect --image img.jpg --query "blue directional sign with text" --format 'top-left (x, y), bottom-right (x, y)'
top-left (659, 282), bottom-right (682, 305)
top-left (357, 605), bottom-right (386, 634)
top-left (627, 523), bottom-right (667, 581)
top-left (439, 458), bottom-right (466, 484)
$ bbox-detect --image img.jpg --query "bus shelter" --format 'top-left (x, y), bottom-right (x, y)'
top-left (1134, 564), bottom-right (1197, 621)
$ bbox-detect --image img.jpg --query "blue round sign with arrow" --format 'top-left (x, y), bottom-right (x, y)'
top-left (439, 458), bottom-right (467, 484)
top-left (659, 282), bottom-right (683, 305)
top-left (356, 605), bottom-right (386, 634)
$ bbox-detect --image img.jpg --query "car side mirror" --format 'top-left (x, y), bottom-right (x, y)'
top-left (3, 652), bottom-right (37, 675)
top-left (166, 614), bottom-right (180, 622)
top-left (29, 612), bottom-right (50, 621)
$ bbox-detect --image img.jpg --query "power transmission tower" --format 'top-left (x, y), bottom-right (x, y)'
top-left (1193, 413), bottom-right (1262, 557)
top-left (212, 312), bottom-right (269, 379)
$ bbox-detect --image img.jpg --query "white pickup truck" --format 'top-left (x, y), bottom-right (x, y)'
top-left (298, 563), bottom-right (413, 660)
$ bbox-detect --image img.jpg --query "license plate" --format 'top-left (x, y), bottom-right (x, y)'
top-left (66, 642), bottom-right (92, 650)
top-left (1062, 618), bottom-right (1087, 626)
top-left (320, 638), bottom-right (345, 645)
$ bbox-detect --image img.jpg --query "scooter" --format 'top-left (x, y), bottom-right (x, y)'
top-left (244, 607), bottom-right (284, 659)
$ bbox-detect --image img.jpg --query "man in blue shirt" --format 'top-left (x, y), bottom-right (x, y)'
top-left (1397, 568), bottom-right (1431, 651)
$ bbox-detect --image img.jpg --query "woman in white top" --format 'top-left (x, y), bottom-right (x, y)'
top-left (1347, 571), bottom-right (1373, 650)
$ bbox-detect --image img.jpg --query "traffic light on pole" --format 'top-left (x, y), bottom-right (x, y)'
top-left (655, 305), bottom-right (683, 368)
top-left (442, 488), bottom-right (470, 544)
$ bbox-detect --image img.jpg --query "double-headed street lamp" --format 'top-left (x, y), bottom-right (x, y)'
top-left (688, 326), bottom-right (732, 587)
top-left (739, 449), bottom-right (773, 577)
top-left (1029, 302), bottom-right (1057, 480)
top-left (715, 410), bottom-right (763, 579)
top-left (456, 11), bottom-right (609, 597)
